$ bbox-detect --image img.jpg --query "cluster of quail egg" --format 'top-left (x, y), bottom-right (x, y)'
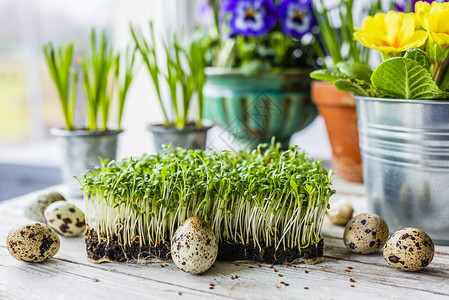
top-left (7, 192), bottom-right (86, 263)
top-left (342, 212), bottom-right (434, 272)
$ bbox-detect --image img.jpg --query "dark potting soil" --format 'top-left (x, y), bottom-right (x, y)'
top-left (85, 229), bottom-right (324, 264)
top-left (216, 239), bottom-right (323, 264)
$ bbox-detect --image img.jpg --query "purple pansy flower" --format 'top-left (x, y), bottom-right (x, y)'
top-left (278, 0), bottom-right (316, 39)
top-left (225, 0), bottom-right (278, 37)
top-left (395, 0), bottom-right (446, 12)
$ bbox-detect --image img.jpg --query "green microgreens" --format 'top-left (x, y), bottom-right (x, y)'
top-left (83, 141), bottom-right (335, 253)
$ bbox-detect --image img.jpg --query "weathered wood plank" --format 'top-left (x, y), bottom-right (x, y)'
top-left (0, 248), bottom-right (228, 300)
top-left (0, 184), bottom-right (448, 300)
top-left (2, 244), bottom-right (448, 300)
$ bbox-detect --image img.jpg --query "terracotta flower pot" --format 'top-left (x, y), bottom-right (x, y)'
top-left (311, 81), bottom-right (363, 183)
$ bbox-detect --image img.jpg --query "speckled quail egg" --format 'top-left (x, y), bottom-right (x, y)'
top-left (327, 198), bottom-right (354, 226)
top-left (24, 192), bottom-right (66, 222)
top-left (7, 222), bottom-right (60, 262)
top-left (44, 201), bottom-right (85, 237)
top-left (383, 227), bottom-right (434, 271)
top-left (171, 216), bottom-right (218, 274)
top-left (344, 213), bottom-right (389, 254)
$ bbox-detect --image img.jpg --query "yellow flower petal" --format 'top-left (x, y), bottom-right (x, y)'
top-left (415, 1), bottom-right (431, 30)
top-left (431, 32), bottom-right (449, 46)
top-left (417, 1), bottom-right (449, 47)
top-left (435, 9), bottom-right (449, 34)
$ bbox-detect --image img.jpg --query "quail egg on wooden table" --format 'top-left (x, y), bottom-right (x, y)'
top-left (326, 198), bottom-right (354, 226)
top-left (7, 222), bottom-right (60, 262)
top-left (24, 192), bottom-right (66, 222)
top-left (171, 216), bottom-right (218, 274)
top-left (344, 213), bottom-right (389, 254)
top-left (44, 201), bottom-right (86, 237)
top-left (383, 227), bottom-right (434, 271)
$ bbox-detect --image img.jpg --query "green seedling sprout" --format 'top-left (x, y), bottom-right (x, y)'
top-left (81, 29), bottom-right (116, 131)
top-left (116, 45), bottom-right (137, 130)
top-left (131, 21), bottom-right (207, 129)
top-left (43, 42), bottom-right (78, 130)
top-left (44, 31), bottom-right (135, 131)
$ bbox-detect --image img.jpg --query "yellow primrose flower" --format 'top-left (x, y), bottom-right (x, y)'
top-left (354, 11), bottom-right (428, 54)
top-left (416, 1), bottom-right (449, 47)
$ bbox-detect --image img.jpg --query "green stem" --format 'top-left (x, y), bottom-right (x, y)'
top-left (380, 51), bottom-right (393, 61)
top-left (196, 93), bottom-right (203, 129)
top-left (432, 63), bottom-right (444, 85)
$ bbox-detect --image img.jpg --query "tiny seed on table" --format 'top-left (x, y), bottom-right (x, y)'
top-left (350, 285), bottom-right (355, 288)
top-left (274, 269), bottom-right (278, 272)
top-left (280, 281), bottom-right (285, 284)
top-left (304, 270), bottom-right (309, 274)
top-left (270, 264), bottom-right (274, 268)
top-left (209, 287), bottom-right (214, 290)
top-left (345, 269), bottom-right (351, 272)
top-left (178, 292), bottom-right (182, 296)
top-left (304, 287), bottom-right (309, 290)
top-left (278, 274), bottom-right (283, 277)
top-left (257, 264), bottom-right (262, 268)
top-left (209, 284), bottom-right (214, 287)
top-left (235, 275), bottom-right (239, 279)
top-left (284, 283), bottom-right (289, 286)
top-left (349, 278), bottom-right (355, 283)
top-left (93, 279), bottom-right (100, 282)
top-left (248, 266), bottom-right (254, 269)
top-left (347, 267), bottom-right (353, 269)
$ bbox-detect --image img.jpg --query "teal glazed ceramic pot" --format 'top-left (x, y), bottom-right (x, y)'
top-left (203, 68), bottom-right (317, 149)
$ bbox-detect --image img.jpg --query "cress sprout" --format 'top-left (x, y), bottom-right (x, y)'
top-left (83, 141), bottom-right (335, 253)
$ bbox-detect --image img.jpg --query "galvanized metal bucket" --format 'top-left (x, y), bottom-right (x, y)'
top-left (148, 122), bottom-right (212, 152)
top-left (355, 96), bottom-right (449, 244)
top-left (51, 128), bottom-right (123, 198)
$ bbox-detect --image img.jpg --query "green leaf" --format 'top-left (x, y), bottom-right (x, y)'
top-left (403, 48), bottom-right (427, 68)
top-left (426, 41), bottom-right (449, 65)
top-left (334, 79), bottom-right (370, 96)
top-left (310, 69), bottom-right (347, 83)
top-left (240, 60), bottom-right (270, 76)
top-left (290, 180), bottom-right (298, 193)
top-left (371, 57), bottom-right (447, 100)
top-left (336, 62), bottom-right (372, 83)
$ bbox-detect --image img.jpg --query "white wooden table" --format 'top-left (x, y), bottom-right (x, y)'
top-left (1, 180), bottom-right (448, 300)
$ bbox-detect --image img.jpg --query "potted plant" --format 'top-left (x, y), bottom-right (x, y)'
top-left (198, 0), bottom-right (318, 150)
top-left (309, 0), bottom-right (387, 183)
top-left (316, 1), bottom-right (449, 243)
top-left (131, 22), bottom-right (211, 151)
top-left (44, 30), bottom-right (136, 197)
